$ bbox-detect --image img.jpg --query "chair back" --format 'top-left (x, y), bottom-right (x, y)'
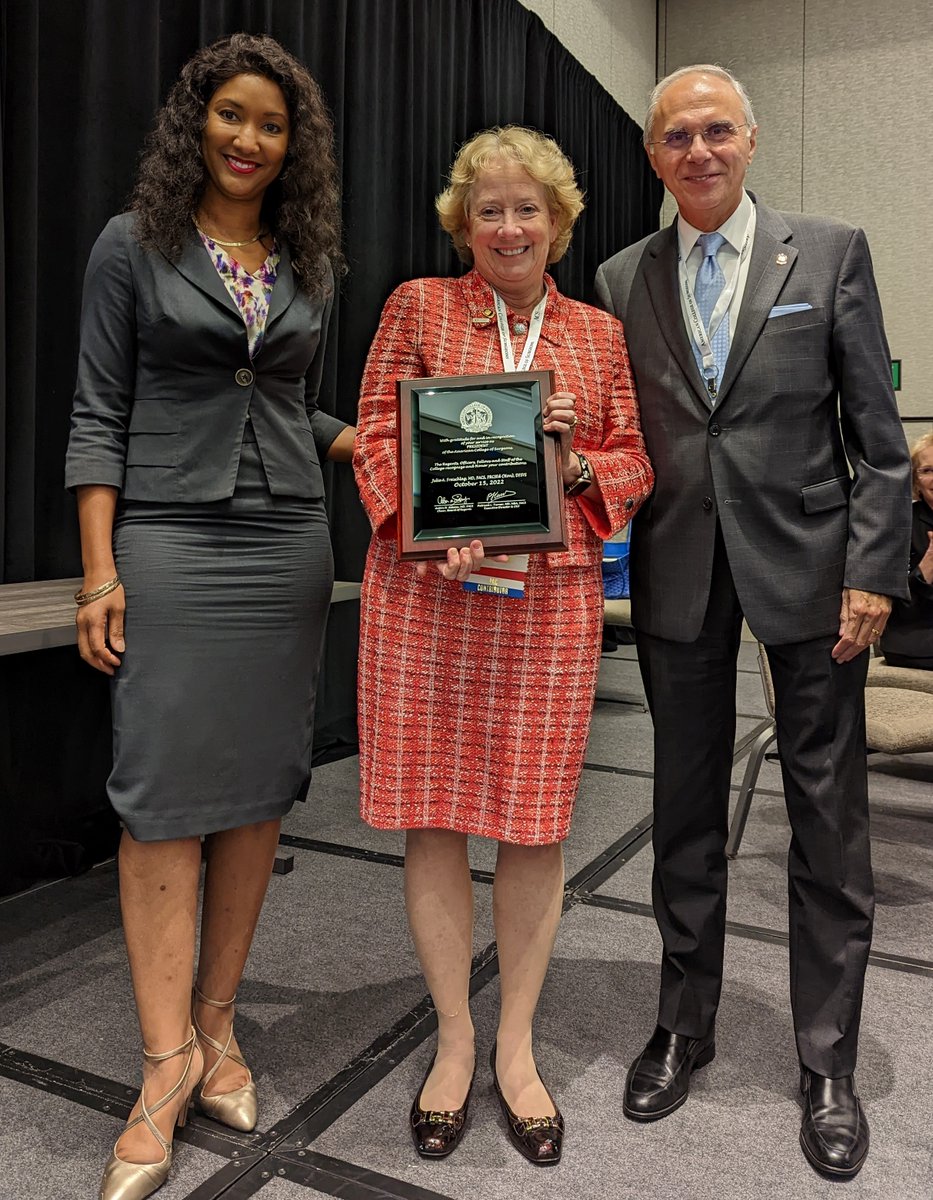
top-left (757, 642), bottom-right (776, 718)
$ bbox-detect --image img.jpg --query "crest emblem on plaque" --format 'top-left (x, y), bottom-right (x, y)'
top-left (460, 402), bottom-right (493, 434)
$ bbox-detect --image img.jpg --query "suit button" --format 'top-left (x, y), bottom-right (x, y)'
top-left (703, 497), bottom-right (713, 511)
top-left (709, 423), bottom-right (721, 436)
top-left (624, 497), bottom-right (634, 511)
top-left (235, 368), bottom-right (254, 387)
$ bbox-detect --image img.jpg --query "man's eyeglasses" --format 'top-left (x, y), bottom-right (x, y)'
top-left (648, 122), bottom-right (749, 152)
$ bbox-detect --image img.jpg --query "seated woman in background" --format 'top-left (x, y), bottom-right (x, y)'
top-left (880, 431), bottom-right (933, 670)
top-left (353, 125), bottom-right (653, 1166)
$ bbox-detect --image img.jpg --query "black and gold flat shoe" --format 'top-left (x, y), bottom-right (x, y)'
top-left (409, 1054), bottom-right (474, 1158)
top-left (490, 1045), bottom-right (564, 1166)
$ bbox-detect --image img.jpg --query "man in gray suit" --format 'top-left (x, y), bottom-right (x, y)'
top-left (595, 64), bottom-right (911, 1178)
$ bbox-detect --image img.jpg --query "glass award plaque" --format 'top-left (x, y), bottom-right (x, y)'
top-left (396, 369), bottom-right (568, 560)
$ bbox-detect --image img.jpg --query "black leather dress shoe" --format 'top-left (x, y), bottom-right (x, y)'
top-left (799, 1068), bottom-right (869, 1178)
top-left (410, 1055), bottom-right (474, 1158)
top-left (623, 1024), bottom-right (715, 1121)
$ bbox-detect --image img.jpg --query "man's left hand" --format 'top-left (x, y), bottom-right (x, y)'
top-left (832, 588), bottom-right (893, 663)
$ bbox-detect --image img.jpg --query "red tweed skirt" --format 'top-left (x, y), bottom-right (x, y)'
top-left (357, 537), bottom-right (603, 845)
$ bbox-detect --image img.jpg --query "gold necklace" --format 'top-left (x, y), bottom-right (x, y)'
top-left (193, 220), bottom-right (268, 248)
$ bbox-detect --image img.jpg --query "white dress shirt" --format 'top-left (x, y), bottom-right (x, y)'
top-left (676, 189), bottom-right (757, 379)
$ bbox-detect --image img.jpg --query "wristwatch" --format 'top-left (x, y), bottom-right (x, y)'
top-left (564, 452), bottom-right (593, 497)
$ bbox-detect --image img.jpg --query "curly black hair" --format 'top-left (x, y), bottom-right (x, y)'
top-left (129, 32), bottom-right (342, 295)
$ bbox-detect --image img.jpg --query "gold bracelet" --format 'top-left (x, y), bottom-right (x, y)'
top-left (74, 576), bottom-right (121, 607)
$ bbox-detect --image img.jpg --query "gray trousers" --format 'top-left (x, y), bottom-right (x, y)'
top-left (635, 533), bottom-right (873, 1077)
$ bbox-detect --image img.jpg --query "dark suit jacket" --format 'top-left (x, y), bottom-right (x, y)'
top-left (65, 213), bottom-right (346, 502)
top-left (880, 500), bottom-right (933, 661)
top-left (595, 196), bottom-right (912, 645)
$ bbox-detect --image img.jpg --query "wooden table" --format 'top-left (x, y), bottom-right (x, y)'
top-left (0, 578), bottom-right (362, 893)
top-left (0, 578), bottom-right (361, 655)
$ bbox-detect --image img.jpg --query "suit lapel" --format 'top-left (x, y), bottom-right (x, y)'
top-left (265, 240), bottom-right (297, 329)
top-left (715, 203), bottom-right (796, 405)
top-left (168, 228), bottom-right (298, 344)
top-left (170, 227), bottom-right (241, 319)
top-left (642, 222), bottom-right (713, 411)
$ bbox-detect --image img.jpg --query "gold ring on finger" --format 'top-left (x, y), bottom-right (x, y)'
top-left (870, 627), bottom-right (881, 637)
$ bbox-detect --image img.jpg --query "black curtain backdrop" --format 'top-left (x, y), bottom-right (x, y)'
top-left (0, 0), bottom-right (660, 891)
top-left (0, 0), bottom-right (661, 584)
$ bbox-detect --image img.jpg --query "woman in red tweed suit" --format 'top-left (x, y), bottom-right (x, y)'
top-left (353, 126), bottom-right (653, 1164)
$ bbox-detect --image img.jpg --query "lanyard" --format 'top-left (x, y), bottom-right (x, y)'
top-left (492, 290), bottom-right (547, 373)
top-left (477, 288), bottom-right (546, 595)
top-left (678, 218), bottom-right (753, 389)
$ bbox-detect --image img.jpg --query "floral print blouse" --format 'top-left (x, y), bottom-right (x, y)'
top-left (198, 231), bottom-right (280, 360)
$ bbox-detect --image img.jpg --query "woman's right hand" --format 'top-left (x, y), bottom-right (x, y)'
top-left (76, 581), bottom-right (126, 675)
top-left (414, 540), bottom-right (507, 583)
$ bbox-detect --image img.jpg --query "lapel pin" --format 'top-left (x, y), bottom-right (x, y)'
top-left (776, 251), bottom-right (789, 265)
top-left (472, 316), bottom-right (492, 326)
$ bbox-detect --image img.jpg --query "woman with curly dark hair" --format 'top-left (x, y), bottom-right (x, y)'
top-left (65, 33), bottom-right (353, 1200)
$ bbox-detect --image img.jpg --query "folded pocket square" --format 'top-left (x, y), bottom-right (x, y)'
top-left (768, 303), bottom-right (813, 318)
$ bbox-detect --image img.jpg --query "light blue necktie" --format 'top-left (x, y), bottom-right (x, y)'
top-left (691, 231), bottom-right (730, 398)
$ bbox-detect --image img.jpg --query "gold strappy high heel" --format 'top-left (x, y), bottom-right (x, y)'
top-left (99, 1027), bottom-right (199, 1200)
top-left (192, 986), bottom-right (258, 1132)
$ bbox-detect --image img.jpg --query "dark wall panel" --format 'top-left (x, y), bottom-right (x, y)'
top-left (0, 0), bottom-right (660, 583)
top-left (0, 0), bottom-right (660, 889)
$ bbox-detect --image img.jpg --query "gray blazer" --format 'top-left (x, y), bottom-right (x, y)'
top-left (65, 213), bottom-right (346, 502)
top-left (595, 196), bottom-right (912, 645)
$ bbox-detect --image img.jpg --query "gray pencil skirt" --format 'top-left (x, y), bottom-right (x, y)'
top-left (109, 442), bottom-right (334, 841)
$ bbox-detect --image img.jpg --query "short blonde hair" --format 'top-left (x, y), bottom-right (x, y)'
top-left (435, 125), bottom-right (584, 266)
top-left (910, 430), bottom-right (933, 499)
